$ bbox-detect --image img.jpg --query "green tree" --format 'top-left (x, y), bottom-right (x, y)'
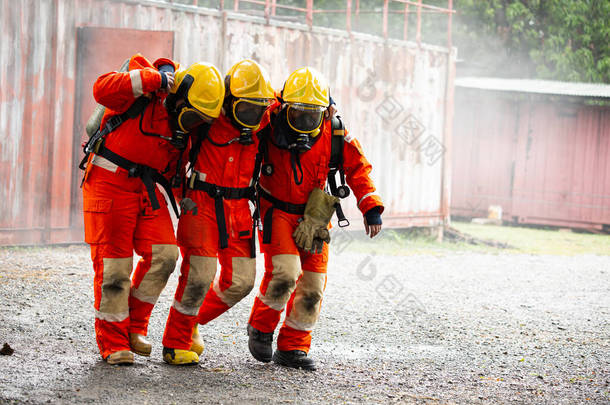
top-left (449, 0), bottom-right (610, 82)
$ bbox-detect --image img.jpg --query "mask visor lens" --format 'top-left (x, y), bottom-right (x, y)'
top-left (233, 99), bottom-right (269, 128)
top-left (178, 108), bottom-right (212, 132)
top-left (287, 104), bottom-right (324, 134)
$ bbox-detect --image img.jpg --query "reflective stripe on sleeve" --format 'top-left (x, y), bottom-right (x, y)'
top-left (130, 69), bottom-right (144, 98)
top-left (357, 192), bottom-right (379, 207)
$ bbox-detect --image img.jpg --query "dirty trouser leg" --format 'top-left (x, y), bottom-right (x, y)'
top-left (248, 210), bottom-right (302, 334)
top-left (277, 244), bottom-right (328, 353)
top-left (83, 166), bottom-right (139, 359)
top-left (129, 188), bottom-right (178, 336)
top-left (162, 203), bottom-right (217, 350)
top-left (197, 236), bottom-right (255, 325)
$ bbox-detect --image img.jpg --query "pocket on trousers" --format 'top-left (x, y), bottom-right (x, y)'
top-left (230, 206), bottom-right (253, 240)
top-left (83, 198), bottom-right (113, 244)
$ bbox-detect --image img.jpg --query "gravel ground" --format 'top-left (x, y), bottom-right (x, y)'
top-left (0, 245), bottom-right (608, 404)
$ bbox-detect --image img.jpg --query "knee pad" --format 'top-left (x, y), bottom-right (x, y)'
top-left (132, 244), bottom-right (178, 305)
top-left (214, 257), bottom-right (256, 307)
top-left (97, 257), bottom-right (133, 322)
top-left (174, 255), bottom-right (217, 316)
top-left (258, 254), bottom-right (301, 311)
top-left (285, 271), bottom-right (326, 331)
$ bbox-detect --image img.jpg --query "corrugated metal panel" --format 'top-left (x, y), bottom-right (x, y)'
top-left (455, 77), bottom-right (610, 99)
top-left (452, 88), bottom-right (610, 230)
top-left (451, 92), bottom-right (517, 219)
top-left (0, 0), bottom-right (454, 245)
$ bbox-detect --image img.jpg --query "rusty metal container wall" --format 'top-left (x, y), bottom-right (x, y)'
top-left (452, 89), bottom-right (610, 230)
top-left (215, 18), bottom-right (451, 226)
top-left (0, 0), bottom-right (453, 245)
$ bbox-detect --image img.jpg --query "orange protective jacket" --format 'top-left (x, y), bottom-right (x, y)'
top-left (259, 110), bottom-right (384, 217)
top-left (91, 54), bottom-right (181, 174)
top-left (181, 102), bottom-right (279, 242)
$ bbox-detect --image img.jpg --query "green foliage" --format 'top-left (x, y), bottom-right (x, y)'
top-left (450, 0), bottom-right (610, 82)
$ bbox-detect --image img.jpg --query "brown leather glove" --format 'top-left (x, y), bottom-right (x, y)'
top-left (293, 188), bottom-right (339, 254)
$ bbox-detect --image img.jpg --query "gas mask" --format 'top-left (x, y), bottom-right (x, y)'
top-left (227, 97), bottom-right (271, 145)
top-left (273, 104), bottom-right (324, 152)
top-left (165, 74), bottom-right (214, 149)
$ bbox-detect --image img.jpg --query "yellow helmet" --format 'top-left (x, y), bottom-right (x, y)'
top-left (282, 67), bottom-right (329, 136)
top-left (225, 59), bottom-right (275, 129)
top-left (226, 59), bottom-right (275, 100)
top-left (169, 62), bottom-right (224, 132)
top-left (282, 67), bottom-right (330, 107)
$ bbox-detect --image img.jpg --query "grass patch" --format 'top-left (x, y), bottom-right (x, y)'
top-left (452, 221), bottom-right (610, 256)
top-left (333, 221), bottom-right (610, 256)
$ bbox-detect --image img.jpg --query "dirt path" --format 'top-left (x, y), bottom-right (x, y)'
top-left (0, 246), bottom-right (608, 404)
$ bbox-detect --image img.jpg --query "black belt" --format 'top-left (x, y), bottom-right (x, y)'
top-left (189, 176), bottom-right (255, 255)
top-left (257, 186), bottom-right (306, 244)
top-left (96, 146), bottom-right (180, 218)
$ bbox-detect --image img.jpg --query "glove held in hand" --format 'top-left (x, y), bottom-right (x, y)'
top-left (293, 188), bottom-right (339, 253)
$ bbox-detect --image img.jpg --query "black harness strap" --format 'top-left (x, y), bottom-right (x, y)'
top-left (188, 176), bottom-right (254, 251)
top-left (79, 97), bottom-right (151, 171)
top-left (328, 116), bottom-right (350, 227)
top-left (257, 186), bottom-right (306, 244)
top-left (96, 146), bottom-right (180, 218)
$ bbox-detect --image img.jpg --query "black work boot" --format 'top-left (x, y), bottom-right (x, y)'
top-left (247, 324), bottom-right (273, 363)
top-left (272, 350), bottom-right (316, 371)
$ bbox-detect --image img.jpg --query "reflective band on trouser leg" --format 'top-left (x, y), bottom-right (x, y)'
top-left (198, 255), bottom-right (256, 325)
top-left (129, 244), bottom-right (178, 335)
top-left (278, 270), bottom-right (327, 353)
top-left (94, 256), bottom-right (133, 358)
top-left (162, 254), bottom-right (217, 350)
top-left (248, 253), bottom-right (301, 333)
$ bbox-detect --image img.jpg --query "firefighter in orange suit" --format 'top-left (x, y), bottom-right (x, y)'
top-left (82, 54), bottom-right (225, 365)
top-left (247, 67), bottom-right (383, 370)
top-left (161, 59), bottom-right (278, 365)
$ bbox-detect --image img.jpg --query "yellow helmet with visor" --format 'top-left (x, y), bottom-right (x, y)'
top-left (281, 67), bottom-right (330, 137)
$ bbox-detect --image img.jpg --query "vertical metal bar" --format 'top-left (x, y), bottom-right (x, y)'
top-left (383, 0), bottom-right (388, 39)
top-left (264, 0), bottom-right (270, 19)
top-left (219, 0), bottom-right (224, 10)
top-left (440, 47), bottom-right (456, 229)
top-left (306, 0), bottom-right (313, 28)
top-left (271, 0), bottom-right (276, 15)
top-left (346, 0), bottom-right (352, 33)
top-left (44, 0), bottom-right (60, 244)
top-left (416, 0), bottom-right (422, 45)
top-left (234, 0), bottom-right (239, 12)
top-left (447, 0), bottom-right (453, 48)
top-left (403, 3), bottom-right (409, 41)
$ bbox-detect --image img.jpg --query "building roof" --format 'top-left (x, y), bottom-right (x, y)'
top-left (455, 77), bottom-right (610, 99)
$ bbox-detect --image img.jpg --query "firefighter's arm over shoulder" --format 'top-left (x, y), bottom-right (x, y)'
top-left (93, 54), bottom-right (176, 113)
top-left (341, 129), bottom-right (384, 224)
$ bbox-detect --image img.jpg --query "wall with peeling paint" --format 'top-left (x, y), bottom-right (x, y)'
top-left (0, 0), bottom-right (455, 245)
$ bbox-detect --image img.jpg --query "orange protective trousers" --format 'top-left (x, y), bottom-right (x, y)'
top-left (83, 163), bottom-right (177, 359)
top-left (248, 198), bottom-right (328, 353)
top-left (162, 193), bottom-right (254, 350)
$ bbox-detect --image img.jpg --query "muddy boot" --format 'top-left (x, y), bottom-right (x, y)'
top-left (247, 324), bottom-right (273, 363)
top-left (162, 348), bottom-right (199, 365)
top-left (272, 350), bottom-right (316, 371)
top-left (129, 333), bottom-right (152, 357)
top-left (190, 325), bottom-right (204, 356)
top-left (105, 350), bottom-right (134, 365)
